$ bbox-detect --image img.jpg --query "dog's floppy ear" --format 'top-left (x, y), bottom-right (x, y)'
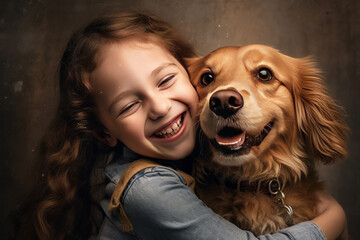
top-left (184, 57), bottom-right (202, 84)
top-left (292, 57), bottom-right (348, 164)
top-left (184, 57), bottom-right (201, 67)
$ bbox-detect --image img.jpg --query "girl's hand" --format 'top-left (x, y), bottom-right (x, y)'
top-left (312, 191), bottom-right (348, 240)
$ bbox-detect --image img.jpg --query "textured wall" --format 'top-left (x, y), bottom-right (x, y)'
top-left (1, 0), bottom-right (359, 238)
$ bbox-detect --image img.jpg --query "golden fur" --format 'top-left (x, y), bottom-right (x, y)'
top-left (186, 45), bottom-right (348, 235)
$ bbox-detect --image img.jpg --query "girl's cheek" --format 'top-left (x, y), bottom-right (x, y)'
top-left (126, 112), bottom-right (147, 133)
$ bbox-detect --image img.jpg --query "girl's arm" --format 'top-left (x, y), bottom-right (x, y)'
top-left (312, 191), bottom-right (348, 240)
top-left (121, 166), bottom-right (342, 240)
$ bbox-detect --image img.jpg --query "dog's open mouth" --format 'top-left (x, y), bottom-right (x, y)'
top-left (210, 121), bottom-right (274, 155)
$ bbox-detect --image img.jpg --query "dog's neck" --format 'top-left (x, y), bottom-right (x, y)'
top-left (224, 176), bottom-right (294, 225)
top-left (224, 177), bottom-right (283, 195)
top-left (195, 164), bottom-right (295, 225)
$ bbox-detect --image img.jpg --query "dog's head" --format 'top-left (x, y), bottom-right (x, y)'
top-left (187, 45), bottom-right (348, 181)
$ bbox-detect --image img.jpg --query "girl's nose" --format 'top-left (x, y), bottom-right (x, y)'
top-left (148, 93), bottom-right (171, 120)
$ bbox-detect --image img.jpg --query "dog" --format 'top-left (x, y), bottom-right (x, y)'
top-left (186, 44), bottom-right (348, 236)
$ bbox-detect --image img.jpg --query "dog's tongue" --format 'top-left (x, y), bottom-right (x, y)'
top-left (215, 132), bottom-right (246, 148)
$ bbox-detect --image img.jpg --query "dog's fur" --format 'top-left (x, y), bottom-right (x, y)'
top-left (186, 45), bottom-right (348, 235)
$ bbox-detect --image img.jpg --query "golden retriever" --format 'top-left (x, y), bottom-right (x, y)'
top-left (186, 44), bottom-right (348, 235)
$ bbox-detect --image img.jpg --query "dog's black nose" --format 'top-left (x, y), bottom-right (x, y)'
top-left (210, 90), bottom-right (243, 118)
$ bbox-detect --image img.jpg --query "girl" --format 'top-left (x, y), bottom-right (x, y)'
top-left (10, 11), bottom-right (347, 240)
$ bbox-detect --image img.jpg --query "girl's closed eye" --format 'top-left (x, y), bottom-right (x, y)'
top-left (118, 101), bottom-right (141, 117)
top-left (158, 74), bottom-right (177, 89)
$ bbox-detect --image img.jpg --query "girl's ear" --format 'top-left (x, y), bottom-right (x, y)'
top-left (92, 129), bottom-right (118, 147)
top-left (293, 57), bottom-right (348, 164)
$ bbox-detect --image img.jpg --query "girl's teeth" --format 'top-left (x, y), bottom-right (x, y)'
top-left (155, 118), bottom-right (183, 138)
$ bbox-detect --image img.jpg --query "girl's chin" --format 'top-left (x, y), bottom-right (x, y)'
top-left (165, 143), bottom-right (195, 160)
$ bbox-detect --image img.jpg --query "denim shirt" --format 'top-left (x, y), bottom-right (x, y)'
top-left (98, 147), bottom-right (326, 240)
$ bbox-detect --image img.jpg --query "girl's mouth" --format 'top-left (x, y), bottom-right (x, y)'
top-left (153, 113), bottom-right (184, 138)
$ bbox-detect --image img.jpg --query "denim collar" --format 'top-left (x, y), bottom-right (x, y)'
top-left (104, 145), bottom-right (192, 184)
top-left (105, 146), bottom-right (142, 184)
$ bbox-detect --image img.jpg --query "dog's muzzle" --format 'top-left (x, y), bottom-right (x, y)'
top-left (208, 89), bottom-right (273, 155)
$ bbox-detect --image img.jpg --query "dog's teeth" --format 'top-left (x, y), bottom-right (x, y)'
top-left (219, 137), bottom-right (242, 146)
top-left (215, 131), bottom-right (246, 150)
top-left (218, 137), bottom-right (242, 146)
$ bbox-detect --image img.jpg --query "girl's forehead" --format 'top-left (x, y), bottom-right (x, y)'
top-left (90, 39), bottom-right (178, 93)
top-left (95, 38), bottom-right (156, 65)
top-left (95, 39), bottom-right (171, 70)
top-left (98, 37), bottom-right (167, 58)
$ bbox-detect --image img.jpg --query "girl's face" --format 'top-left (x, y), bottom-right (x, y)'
top-left (91, 40), bottom-right (199, 160)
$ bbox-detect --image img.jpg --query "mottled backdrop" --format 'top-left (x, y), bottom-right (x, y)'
top-left (1, 0), bottom-right (359, 238)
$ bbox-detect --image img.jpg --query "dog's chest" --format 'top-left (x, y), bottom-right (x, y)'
top-left (195, 179), bottom-right (319, 236)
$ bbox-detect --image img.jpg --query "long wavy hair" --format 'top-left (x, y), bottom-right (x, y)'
top-left (9, 11), bottom-right (196, 240)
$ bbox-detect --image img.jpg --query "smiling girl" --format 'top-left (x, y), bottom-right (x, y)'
top-left (91, 39), bottom-right (198, 161)
top-left (10, 11), bottom-right (347, 240)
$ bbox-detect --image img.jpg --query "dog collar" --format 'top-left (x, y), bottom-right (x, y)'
top-left (224, 178), bottom-right (281, 194)
top-left (224, 177), bottom-right (293, 225)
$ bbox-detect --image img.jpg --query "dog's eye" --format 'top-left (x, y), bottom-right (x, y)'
top-left (200, 72), bottom-right (215, 86)
top-left (257, 67), bottom-right (273, 81)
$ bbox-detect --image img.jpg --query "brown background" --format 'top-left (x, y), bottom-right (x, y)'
top-left (1, 0), bottom-right (359, 238)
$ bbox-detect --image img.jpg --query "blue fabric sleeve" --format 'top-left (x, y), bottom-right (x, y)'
top-left (122, 166), bottom-right (326, 240)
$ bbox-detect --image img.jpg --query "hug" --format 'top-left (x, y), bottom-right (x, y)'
top-left (9, 11), bottom-right (348, 240)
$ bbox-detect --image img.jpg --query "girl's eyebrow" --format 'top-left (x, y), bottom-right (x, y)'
top-left (150, 63), bottom-right (177, 78)
top-left (108, 91), bottom-right (130, 114)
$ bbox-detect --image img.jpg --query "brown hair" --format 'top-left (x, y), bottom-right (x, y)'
top-left (9, 11), bottom-right (196, 239)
